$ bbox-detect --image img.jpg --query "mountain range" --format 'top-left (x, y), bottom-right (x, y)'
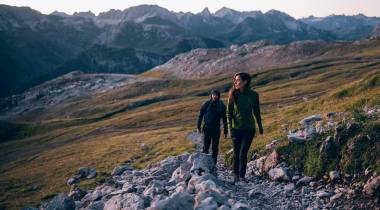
top-left (1, 4), bottom-right (380, 97)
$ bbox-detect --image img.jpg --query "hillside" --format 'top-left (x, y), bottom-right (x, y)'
top-left (147, 39), bottom-right (380, 79)
top-left (1, 4), bottom-right (379, 98)
top-left (0, 39), bottom-right (379, 209)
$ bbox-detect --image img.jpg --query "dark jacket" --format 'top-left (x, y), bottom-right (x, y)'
top-left (227, 88), bottom-right (263, 132)
top-left (197, 99), bottom-right (228, 134)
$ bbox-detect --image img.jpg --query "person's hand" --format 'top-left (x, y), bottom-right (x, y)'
top-left (259, 127), bottom-right (264, 135)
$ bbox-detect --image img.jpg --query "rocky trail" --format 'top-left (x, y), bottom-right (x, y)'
top-left (30, 119), bottom-right (379, 210)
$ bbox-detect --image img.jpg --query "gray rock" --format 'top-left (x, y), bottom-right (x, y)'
top-left (247, 156), bottom-right (266, 175)
top-left (329, 171), bottom-right (340, 181)
top-left (296, 176), bottom-right (314, 186)
top-left (316, 190), bottom-right (332, 198)
top-left (112, 164), bottom-right (133, 176)
top-left (195, 180), bottom-right (217, 193)
top-left (90, 185), bottom-right (116, 201)
top-left (284, 183), bottom-right (295, 193)
top-left (149, 192), bottom-right (194, 210)
top-left (104, 193), bottom-right (145, 210)
top-left (187, 174), bottom-right (216, 194)
top-left (195, 197), bottom-right (218, 210)
top-left (78, 167), bottom-right (97, 179)
top-left (263, 150), bottom-right (279, 172)
top-left (319, 136), bottom-right (334, 154)
top-left (67, 177), bottom-right (76, 186)
top-left (299, 115), bottom-right (322, 126)
top-left (189, 152), bottom-right (216, 175)
top-left (85, 201), bottom-right (104, 210)
top-left (217, 205), bottom-right (231, 210)
top-left (143, 180), bottom-right (167, 198)
top-left (326, 112), bottom-right (336, 118)
top-left (68, 186), bottom-right (86, 201)
top-left (268, 167), bottom-right (291, 181)
top-left (40, 193), bottom-right (75, 210)
top-left (231, 202), bottom-right (250, 210)
top-left (292, 175), bottom-right (300, 181)
top-left (170, 162), bottom-right (192, 183)
top-left (195, 189), bottom-right (228, 206)
top-left (287, 134), bottom-right (306, 143)
top-left (329, 192), bottom-right (343, 202)
top-left (248, 189), bottom-right (264, 198)
top-left (363, 176), bottom-right (380, 197)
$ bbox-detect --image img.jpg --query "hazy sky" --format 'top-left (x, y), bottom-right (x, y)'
top-left (1, 0), bottom-right (379, 18)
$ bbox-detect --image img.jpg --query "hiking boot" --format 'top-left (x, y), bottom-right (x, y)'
top-left (240, 177), bottom-right (247, 183)
top-left (233, 175), bottom-right (240, 184)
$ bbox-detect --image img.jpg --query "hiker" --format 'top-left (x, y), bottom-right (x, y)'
top-left (227, 72), bottom-right (263, 183)
top-left (197, 90), bottom-right (228, 165)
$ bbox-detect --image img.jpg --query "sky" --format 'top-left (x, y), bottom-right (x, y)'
top-left (1, 0), bottom-right (379, 19)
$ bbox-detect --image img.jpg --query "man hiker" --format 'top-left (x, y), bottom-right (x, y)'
top-left (197, 90), bottom-right (228, 165)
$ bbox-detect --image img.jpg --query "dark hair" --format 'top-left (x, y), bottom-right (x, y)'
top-left (210, 89), bottom-right (220, 98)
top-left (228, 72), bottom-right (251, 105)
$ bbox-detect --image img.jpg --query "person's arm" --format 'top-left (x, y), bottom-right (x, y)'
top-left (197, 102), bottom-right (207, 132)
top-left (252, 93), bottom-right (263, 134)
top-left (226, 99), bottom-right (233, 134)
top-left (221, 103), bottom-right (228, 137)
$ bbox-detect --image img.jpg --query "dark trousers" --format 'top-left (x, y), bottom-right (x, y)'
top-left (231, 129), bottom-right (255, 178)
top-left (202, 127), bottom-right (220, 164)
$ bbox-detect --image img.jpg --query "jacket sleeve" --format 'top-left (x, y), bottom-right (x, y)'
top-left (197, 102), bottom-right (206, 130)
top-left (226, 99), bottom-right (233, 132)
top-left (252, 93), bottom-right (263, 132)
top-left (221, 103), bottom-right (228, 134)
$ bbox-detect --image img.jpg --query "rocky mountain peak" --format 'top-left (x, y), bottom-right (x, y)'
top-left (214, 7), bottom-right (262, 24)
top-left (50, 11), bottom-right (70, 17)
top-left (122, 4), bottom-right (177, 23)
top-left (73, 11), bottom-right (96, 18)
top-left (199, 7), bottom-right (211, 16)
top-left (370, 24), bottom-right (380, 39)
top-left (265, 9), bottom-right (293, 19)
top-left (214, 6), bottom-right (238, 17)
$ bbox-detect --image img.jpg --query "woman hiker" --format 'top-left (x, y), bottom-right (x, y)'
top-left (227, 72), bottom-right (264, 183)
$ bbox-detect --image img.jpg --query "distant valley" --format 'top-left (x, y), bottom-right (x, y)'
top-left (1, 4), bottom-right (380, 97)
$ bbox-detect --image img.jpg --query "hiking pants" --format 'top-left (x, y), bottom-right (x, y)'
top-left (203, 127), bottom-right (220, 164)
top-left (231, 129), bottom-right (255, 178)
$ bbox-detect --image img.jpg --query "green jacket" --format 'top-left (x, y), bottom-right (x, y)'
top-left (227, 88), bottom-right (263, 132)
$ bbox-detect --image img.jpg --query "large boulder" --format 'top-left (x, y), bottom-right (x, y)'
top-left (296, 176), bottom-right (314, 186)
top-left (195, 197), bottom-right (218, 210)
top-left (143, 180), bottom-right (167, 198)
top-left (104, 193), bottom-right (145, 210)
top-left (40, 193), bottom-right (75, 210)
top-left (299, 115), bottom-right (322, 126)
top-left (329, 171), bottom-right (340, 182)
top-left (112, 164), bottom-right (133, 176)
top-left (194, 189), bottom-right (229, 207)
top-left (77, 167), bottom-right (97, 179)
top-left (170, 161), bottom-right (192, 184)
top-left (148, 192), bottom-right (194, 210)
top-left (363, 176), bottom-right (380, 197)
top-left (319, 136), bottom-right (334, 155)
top-left (268, 167), bottom-right (291, 181)
top-left (189, 152), bottom-right (216, 176)
top-left (263, 150), bottom-right (279, 172)
top-left (247, 156), bottom-right (267, 175)
top-left (187, 174), bottom-right (217, 194)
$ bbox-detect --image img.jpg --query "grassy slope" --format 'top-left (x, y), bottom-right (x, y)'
top-left (1, 40), bottom-right (380, 209)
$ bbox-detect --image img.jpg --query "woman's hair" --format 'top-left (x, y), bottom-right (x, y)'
top-left (228, 72), bottom-right (251, 105)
